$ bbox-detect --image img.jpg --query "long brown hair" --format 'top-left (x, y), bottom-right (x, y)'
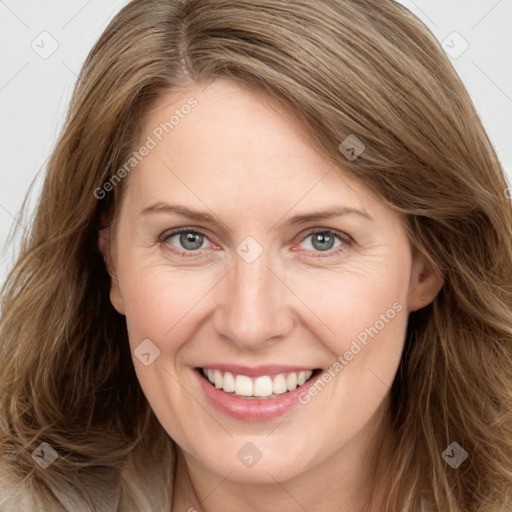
top-left (1, 1), bottom-right (511, 510)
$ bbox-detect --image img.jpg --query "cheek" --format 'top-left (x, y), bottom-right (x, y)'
top-left (119, 266), bottom-right (221, 352)
top-left (294, 263), bottom-right (410, 358)
top-left (115, 223), bottom-right (191, 327)
top-left (292, 271), bottom-right (409, 445)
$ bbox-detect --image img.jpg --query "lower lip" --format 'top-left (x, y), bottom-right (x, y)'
top-left (194, 368), bottom-right (322, 422)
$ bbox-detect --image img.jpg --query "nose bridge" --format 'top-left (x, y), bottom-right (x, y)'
top-left (213, 246), bottom-right (292, 347)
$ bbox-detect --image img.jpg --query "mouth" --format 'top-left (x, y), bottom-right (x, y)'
top-left (196, 367), bottom-right (322, 400)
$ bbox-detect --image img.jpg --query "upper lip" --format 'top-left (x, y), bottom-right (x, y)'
top-left (198, 364), bottom-right (319, 378)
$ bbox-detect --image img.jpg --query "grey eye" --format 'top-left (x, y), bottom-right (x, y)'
top-left (301, 232), bottom-right (342, 252)
top-left (167, 231), bottom-right (209, 251)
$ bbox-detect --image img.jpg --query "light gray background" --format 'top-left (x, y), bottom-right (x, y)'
top-left (1, 0), bottom-right (511, 290)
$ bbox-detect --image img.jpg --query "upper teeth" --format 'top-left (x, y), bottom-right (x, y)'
top-left (203, 369), bottom-right (313, 397)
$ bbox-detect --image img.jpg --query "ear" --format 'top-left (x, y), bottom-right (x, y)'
top-left (408, 248), bottom-right (444, 312)
top-left (98, 222), bottom-right (126, 315)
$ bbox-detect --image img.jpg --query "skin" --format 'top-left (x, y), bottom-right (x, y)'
top-left (99, 79), bottom-right (444, 511)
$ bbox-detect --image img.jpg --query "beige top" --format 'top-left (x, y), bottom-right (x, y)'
top-left (0, 456), bottom-right (120, 512)
top-left (51, 474), bottom-right (120, 512)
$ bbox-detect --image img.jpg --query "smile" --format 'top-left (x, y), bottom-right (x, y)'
top-left (201, 368), bottom-right (318, 399)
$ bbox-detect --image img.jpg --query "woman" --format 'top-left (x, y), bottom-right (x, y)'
top-left (1, 0), bottom-right (511, 510)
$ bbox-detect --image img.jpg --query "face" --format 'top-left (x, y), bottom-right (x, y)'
top-left (102, 79), bottom-right (440, 484)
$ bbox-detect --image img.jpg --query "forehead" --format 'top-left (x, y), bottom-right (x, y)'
top-left (140, 80), bottom-right (317, 164)
top-left (122, 79), bottom-right (390, 224)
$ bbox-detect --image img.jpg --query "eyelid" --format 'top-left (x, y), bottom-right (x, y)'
top-left (298, 227), bottom-right (353, 244)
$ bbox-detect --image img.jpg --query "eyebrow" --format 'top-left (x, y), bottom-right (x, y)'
top-left (139, 202), bottom-right (373, 226)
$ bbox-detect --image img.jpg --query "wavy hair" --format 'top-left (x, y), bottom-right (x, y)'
top-left (1, 0), bottom-right (511, 510)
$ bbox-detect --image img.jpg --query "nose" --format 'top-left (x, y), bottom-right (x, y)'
top-left (212, 248), bottom-right (295, 350)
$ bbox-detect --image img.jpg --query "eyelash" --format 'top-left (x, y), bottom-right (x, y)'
top-left (159, 227), bottom-right (353, 259)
